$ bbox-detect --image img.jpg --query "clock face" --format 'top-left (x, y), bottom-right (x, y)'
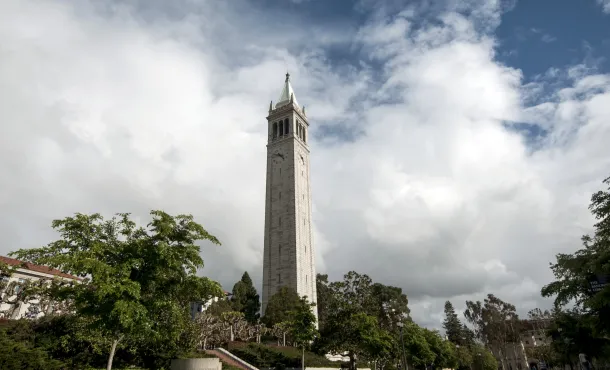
top-left (272, 151), bottom-right (285, 164)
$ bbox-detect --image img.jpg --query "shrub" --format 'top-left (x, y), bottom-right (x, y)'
top-left (228, 342), bottom-right (344, 369)
top-left (0, 327), bottom-right (65, 370)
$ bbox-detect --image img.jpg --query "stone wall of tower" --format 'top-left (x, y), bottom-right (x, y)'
top-left (262, 102), bottom-right (317, 321)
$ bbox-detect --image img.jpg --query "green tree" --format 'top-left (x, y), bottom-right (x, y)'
top-left (471, 344), bottom-right (498, 370)
top-left (422, 328), bottom-right (458, 369)
top-left (288, 297), bottom-right (318, 370)
top-left (316, 274), bottom-right (334, 331)
top-left (542, 176), bottom-right (610, 337)
top-left (0, 327), bottom-right (65, 370)
top-left (231, 271), bottom-right (261, 324)
top-left (402, 321), bottom-right (435, 368)
top-left (370, 282), bottom-right (410, 331)
top-left (316, 312), bottom-right (393, 370)
top-left (455, 344), bottom-right (473, 370)
top-left (208, 298), bottom-right (234, 317)
top-left (465, 294), bottom-right (520, 370)
top-left (315, 272), bottom-right (396, 370)
top-left (10, 211), bottom-right (224, 370)
top-left (443, 301), bottom-right (464, 344)
top-left (263, 287), bottom-right (305, 327)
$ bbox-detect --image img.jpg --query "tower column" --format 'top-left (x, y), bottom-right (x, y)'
top-left (262, 74), bottom-right (317, 322)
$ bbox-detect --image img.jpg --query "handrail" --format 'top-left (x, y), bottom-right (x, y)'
top-left (216, 347), bottom-right (259, 370)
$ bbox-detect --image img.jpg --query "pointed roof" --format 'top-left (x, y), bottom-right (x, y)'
top-left (275, 72), bottom-right (299, 109)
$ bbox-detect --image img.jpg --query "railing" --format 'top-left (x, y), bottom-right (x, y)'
top-left (216, 347), bottom-right (259, 370)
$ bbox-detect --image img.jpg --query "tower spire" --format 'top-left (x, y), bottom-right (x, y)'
top-left (275, 72), bottom-right (299, 108)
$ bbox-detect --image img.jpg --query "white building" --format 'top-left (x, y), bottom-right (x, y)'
top-left (190, 291), bottom-right (232, 319)
top-left (0, 255), bottom-right (80, 319)
top-left (261, 73), bottom-right (318, 321)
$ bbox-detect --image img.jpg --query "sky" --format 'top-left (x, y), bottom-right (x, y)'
top-left (1, 0), bottom-right (610, 330)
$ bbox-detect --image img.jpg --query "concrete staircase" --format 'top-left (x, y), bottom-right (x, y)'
top-left (206, 348), bottom-right (258, 370)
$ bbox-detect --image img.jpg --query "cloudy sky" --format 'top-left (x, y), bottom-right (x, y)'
top-left (1, 0), bottom-right (610, 329)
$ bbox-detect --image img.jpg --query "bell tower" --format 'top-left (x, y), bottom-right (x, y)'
top-left (261, 73), bottom-right (317, 320)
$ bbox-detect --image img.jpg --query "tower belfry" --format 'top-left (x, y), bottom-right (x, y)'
top-left (261, 73), bottom-right (317, 319)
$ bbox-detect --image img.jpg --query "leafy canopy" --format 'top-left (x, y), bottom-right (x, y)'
top-left (9, 211), bottom-right (224, 368)
top-left (542, 176), bottom-right (610, 336)
top-left (231, 271), bottom-right (261, 324)
top-left (263, 287), bottom-right (306, 327)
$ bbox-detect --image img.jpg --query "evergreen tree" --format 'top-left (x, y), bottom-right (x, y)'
top-left (231, 271), bottom-right (261, 323)
top-left (443, 301), bottom-right (464, 344)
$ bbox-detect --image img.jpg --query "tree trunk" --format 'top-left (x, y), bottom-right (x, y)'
top-left (283, 333), bottom-right (286, 346)
top-left (302, 345), bottom-right (305, 370)
top-left (349, 352), bottom-right (356, 370)
top-left (106, 335), bottom-right (123, 370)
top-left (230, 325), bottom-right (235, 342)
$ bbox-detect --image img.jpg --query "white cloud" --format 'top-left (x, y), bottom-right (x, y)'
top-left (1, 0), bottom-right (610, 328)
top-left (598, 0), bottom-right (610, 13)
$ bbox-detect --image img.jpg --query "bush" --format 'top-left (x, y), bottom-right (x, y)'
top-left (228, 342), bottom-right (344, 369)
top-left (0, 327), bottom-right (65, 370)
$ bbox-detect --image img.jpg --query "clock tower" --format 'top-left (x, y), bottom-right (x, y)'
top-left (261, 73), bottom-right (317, 320)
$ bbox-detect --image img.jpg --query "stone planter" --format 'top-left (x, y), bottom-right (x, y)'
top-left (170, 357), bottom-right (223, 370)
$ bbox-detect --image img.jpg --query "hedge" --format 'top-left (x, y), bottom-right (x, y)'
top-left (228, 342), bottom-right (345, 369)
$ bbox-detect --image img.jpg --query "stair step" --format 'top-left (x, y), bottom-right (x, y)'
top-left (206, 349), bottom-right (250, 370)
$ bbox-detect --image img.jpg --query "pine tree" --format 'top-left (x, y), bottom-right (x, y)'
top-left (443, 300), bottom-right (464, 344)
top-left (231, 271), bottom-right (261, 324)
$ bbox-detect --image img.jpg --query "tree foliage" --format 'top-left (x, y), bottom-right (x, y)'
top-left (231, 271), bottom-right (261, 324)
top-left (9, 210), bottom-right (224, 370)
top-left (262, 286), bottom-right (305, 327)
top-left (443, 301), bottom-right (463, 344)
top-left (542, 176), bottom-right (610, 336)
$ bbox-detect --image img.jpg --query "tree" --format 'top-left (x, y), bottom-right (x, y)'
top-left (272, 321), bottom-right (291, 346)
top-left (231, 272), bottom-right (261, 324)
top-left (443, 301), bottom-right (464, 345)
top-left (262, 287), bottom-right (305, 327)
top-left (9, 211), bottom-right (224, 370)
top-left (401, 321), bottom-right (435, 368)
top-left (465, 294), bottom-right (520, 370)
top-left (542, 176), bottom-right (610, 337)
top-left (316, 312), bottom-right (393, 370)
top-left (316, 274), bottom-right (333, 331)
top-left (471, 344), bottom-right (498, 370)
top-left (455, 344), bottom-right (473, 370)
top-left (220, 311), bottom-right (247, 342)
top-left (288, 297), bottom-right (318, 370)
top-left (422, 328), bottom-right (458, 369)
top-left (316, 272), bottom-right (396, 370)
top-left (207, 299), bottom-right (233, 317)
top-left (0, 326), bottom-right (65, 370)
top-left (194, 313), bottom-right (218, 350)
top-left (369, 282), bottom-right (410, 331)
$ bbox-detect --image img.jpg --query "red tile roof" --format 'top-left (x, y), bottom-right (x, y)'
top-left (0, 256), bottom-right (81, 280)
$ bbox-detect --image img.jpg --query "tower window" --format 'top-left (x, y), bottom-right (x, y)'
top-left (279, 122), bottom-right (284, 136)
top-left (273, 122), bottom-right (278, 137)
top-left (303, 130), bottom-right (306, 143)
top-left (284, 119), bottom-right (289, 134)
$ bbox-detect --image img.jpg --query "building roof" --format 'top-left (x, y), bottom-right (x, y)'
top-left (275, 72), bottom-right (299, 109)
top-left (0, 255), bottom-right (81, 280)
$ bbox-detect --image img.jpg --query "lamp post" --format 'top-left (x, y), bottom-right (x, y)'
top-left (397, 322), bottom-right (408, 370)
